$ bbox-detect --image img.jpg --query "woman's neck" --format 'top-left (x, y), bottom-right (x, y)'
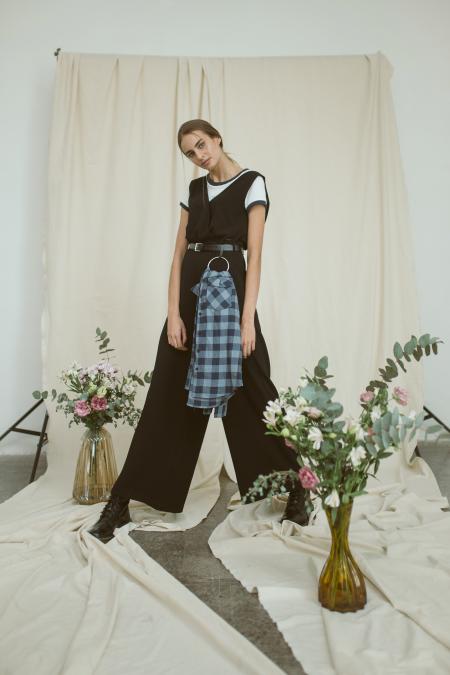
top-left (208, 159), bottom-right (243, 183)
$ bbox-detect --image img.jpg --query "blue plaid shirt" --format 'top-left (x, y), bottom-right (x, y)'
top-left (185, 267), bottom-right (243, 417)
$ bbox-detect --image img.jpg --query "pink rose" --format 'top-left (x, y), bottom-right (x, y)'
top-left (305, 406), bottom-right (322, 419)
top-left (298, 466), bottom-right (320, 491)
top-left (91, 395), bottom-right (108, 411)
top-left (284, 438), bottom-right (296, 449)
top-left (360, 390), bottom-right (374, 403)
top-left (393, 386), bottom-right (408, 406)
top-left (74, 400), bottom-right (91, 417)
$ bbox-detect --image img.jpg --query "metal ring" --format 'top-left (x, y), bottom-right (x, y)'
top-left (207, 255), bottom-right (230, 271)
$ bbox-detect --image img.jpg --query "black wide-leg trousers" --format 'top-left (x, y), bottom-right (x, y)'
top-left (111, 248), bottom-right (299, 512)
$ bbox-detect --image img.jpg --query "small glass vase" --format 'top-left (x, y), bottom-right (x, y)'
top-left (318, 500), bottom-right (367, 612)
top-left (72, 426), bottom-right (118, 505)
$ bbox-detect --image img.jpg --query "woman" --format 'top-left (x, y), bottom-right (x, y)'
top-left (88, 119), bottom-right (307, 543)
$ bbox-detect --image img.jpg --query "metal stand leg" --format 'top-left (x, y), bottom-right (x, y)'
top-left (0, 399), bottom-right (49, 483)
top-left (414, 406), bottom-right (450, 458)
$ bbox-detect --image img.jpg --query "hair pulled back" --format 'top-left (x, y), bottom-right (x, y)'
top-left (177, 119), bottom-right (236, 165)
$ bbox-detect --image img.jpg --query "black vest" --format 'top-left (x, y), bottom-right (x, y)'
top-left (185, 170), bottom-right (269, 251)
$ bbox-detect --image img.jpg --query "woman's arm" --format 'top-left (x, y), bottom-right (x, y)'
top-left (167, 207), bottom-right (189, 349)
top-left (241, 203), bottom-right (266, 357)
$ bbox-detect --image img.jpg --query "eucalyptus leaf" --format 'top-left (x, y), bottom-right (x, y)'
top-left (381, 428), bottom-right (391, 447)
top-left (374, 434), bottom-right (384, 449)
top-left (389, 425), bottom-right (400, 444)
top-left (391, 408), bottom-right (399, 427)
top-left (365, 442), bottom-right (377, 457)
top-left (393, 342), bottom-right (403, 359)
top-left (418, 333), bottom-right (431, 347)
top-left (415, 411), bottom-right (425, 427)
top-left (413, 346), bottom-right (423, 361)
top-left (318, 356), bottom-right (328, 370)
top-left (404, 341), bottom-right (415, 356)
top-left (372, 380), bottom-right (388, 389)
top-left (381, 413), bottom-right (391, 430)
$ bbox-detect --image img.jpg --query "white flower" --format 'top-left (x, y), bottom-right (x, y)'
top-left (349, 445), bottom-right (367, 467)
top-left (283, 407), bottom-right (305, 426)
top-left (370, 406), bottom-right (382, 422)
top-left (408, 409), bottom-right (417, 420)
top-left (298, 376), bottom-right (309, 388)
top-left (343, 416), bottom-right (365, 440)
top-left (262, 409), bottom-right (277, 425)
top-left (342, 416), bottom-right (354, 433)
top-left (308, 427), bottom-right (323, 450)
top-left (267, 399), bottom-right (282, 414)
top-left (324, 489), bottom-right (340, 508)
top-left (262, 400), bottom-right (282, 425)
top-left (293, 396), bottom-right (308, 410)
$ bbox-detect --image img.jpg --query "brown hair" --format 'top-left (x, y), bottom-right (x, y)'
top-left (177, 119), bottom-right (237, 165)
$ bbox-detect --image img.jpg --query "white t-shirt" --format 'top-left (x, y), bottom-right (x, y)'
top-left (180, 169), bottom-right (267, 214)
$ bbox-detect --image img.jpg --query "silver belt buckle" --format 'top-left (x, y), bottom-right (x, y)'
top-left (194, 242), bottom-right (202, 252)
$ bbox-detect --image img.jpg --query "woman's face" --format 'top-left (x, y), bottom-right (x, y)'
top-left (181, 131), bottom-right (221, 170)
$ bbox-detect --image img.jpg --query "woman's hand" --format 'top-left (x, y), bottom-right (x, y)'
top-left (241, 317), bottom-right (256, 358)
top-left (167, 313), bottom-right (188, 350)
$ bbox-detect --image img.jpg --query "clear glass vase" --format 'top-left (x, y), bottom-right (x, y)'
top-left (72, 426), bottom-right (118, 505)
top-left (318, 500), bottom-right (367, 612)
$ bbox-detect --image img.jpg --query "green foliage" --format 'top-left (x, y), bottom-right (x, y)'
top-left (242, 332), bottom-right (444, 514)
top-left (242, 469), bottom-right (299, 504)
top-left (32, 327), bottom-right (153, 432)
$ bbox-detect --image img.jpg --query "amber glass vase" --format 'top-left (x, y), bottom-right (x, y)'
top-left (72, 426), bottom-right (118, 504)
top-left (318, 500), bottom-right (367, 612)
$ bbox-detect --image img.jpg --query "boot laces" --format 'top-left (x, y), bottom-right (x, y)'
top-left (100, 496), bottom-right (127, 519)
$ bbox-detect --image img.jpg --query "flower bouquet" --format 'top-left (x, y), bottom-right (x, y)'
top-left (242, 333), bottom-right (445, 611)
top-left (33, 328), bottom-right (152, 504)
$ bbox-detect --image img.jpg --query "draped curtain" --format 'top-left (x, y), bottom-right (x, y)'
top-left (43, 51), bottom-right (438, 516)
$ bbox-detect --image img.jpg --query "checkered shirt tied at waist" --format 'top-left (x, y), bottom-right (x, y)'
top-left (185, 266), bottom-right (243, 418)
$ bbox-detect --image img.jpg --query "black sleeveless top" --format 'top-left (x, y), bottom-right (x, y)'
top-left (185, 170), bottom-right (270, 251)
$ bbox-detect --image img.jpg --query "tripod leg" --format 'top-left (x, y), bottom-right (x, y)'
top-left (29, 411), bottom-right (49, 483)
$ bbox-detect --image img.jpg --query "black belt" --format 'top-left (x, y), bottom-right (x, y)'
top-left (187, 242), bottom-right (243, 253)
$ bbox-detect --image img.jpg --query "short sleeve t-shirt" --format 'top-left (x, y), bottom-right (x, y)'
top-left (180, 168), bottom-right (267, 215)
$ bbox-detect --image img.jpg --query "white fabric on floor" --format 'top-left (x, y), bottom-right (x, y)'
top-left (0, 478), bottom-right (284, 674)
top-left (209, 483), bottom-right (450, 675)
top-left (1, 50), bottom-right (446, 673)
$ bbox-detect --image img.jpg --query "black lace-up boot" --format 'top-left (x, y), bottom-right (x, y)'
top-left (88, 494), bottom-right (131, 543)
top-left (280, 478), bottom-right (309, 527)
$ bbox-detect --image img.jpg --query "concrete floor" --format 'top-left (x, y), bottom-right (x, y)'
top-left (1, 440), bottom-right (449, 675)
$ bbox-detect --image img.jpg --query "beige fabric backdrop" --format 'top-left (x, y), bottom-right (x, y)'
top-left (44, 50), bottom-right (440, 519)
top-left (0, 50), bottom-right (447, 674)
